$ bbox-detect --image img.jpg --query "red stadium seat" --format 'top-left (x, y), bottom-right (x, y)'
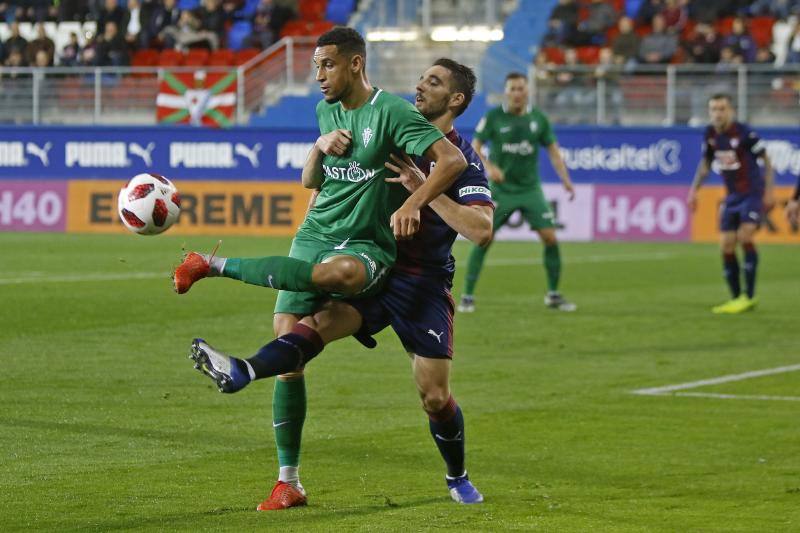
top-left (184, 48), bottom-right (210, 66)
top-left (715, 16), bottom-right (735, 36)
top-left (299, 0), bottom-right (327, 22)
top-left (158, 49), bottom-right (184, 66)
top-left (751, 16), bottom-right (775, 48)
top-left (132, 49), bottom-right (159, 67)
top-left (280, 20), bottom-right (310, 37)
top-left (308, 20), bottom-right (333, 36)
top-left (635, 24), bottom-right (651, 38)
top-left (541, 46), bottom-right (565, 65)
top-left (606, 25), bottom-right (619, 44)
top-left (234, 48), bottom-right (260, 65)
top-left (208, 49), bottom-right (235, 66)
top-left (576, 46), bottom-right (600, 65)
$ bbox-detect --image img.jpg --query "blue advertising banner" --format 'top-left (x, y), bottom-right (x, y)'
top-left (0, 126), bottom-right (796, 185)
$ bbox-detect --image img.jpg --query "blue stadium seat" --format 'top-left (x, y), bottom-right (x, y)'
top-left (326, 0), bottom-right (355, 24)
top-left (227, 20), bottom-right (253, 50)
top-left (178, 0), bottom-right (200, 10)
top-left (236, 0), bottom-right (260, 20)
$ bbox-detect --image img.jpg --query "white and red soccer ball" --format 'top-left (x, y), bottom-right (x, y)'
top-left (118, 173), bottom-right (181, 235)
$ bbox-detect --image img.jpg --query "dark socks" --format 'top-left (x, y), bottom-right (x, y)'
top-left (427, 395), bottom-right (466, 478)
top-left (742, 243), bottom-right (758, 298)
top-left (246, 324), bottom-right (325, 379)
top-left (722, 252), bottom-right (741, 298)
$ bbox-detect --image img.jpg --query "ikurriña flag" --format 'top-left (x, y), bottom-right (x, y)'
top-left (156, 70), bottom-right (237, 128)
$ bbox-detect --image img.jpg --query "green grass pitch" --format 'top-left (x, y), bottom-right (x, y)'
top-left (1, 233), bottom-right (798, 531)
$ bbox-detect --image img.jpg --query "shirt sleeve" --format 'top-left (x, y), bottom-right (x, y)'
top-left (703, 130), bottom-right (714, 164)
top-left (539, 113), bottom-right (557, 146)
top-left (473, 111), bottom-right (493, 143)
top-left (453, 152), bottom-right (493, 207)
top-left (745, 127), bottom-right (766, 156)
top-left (389, 99), bottom-right (444, 157)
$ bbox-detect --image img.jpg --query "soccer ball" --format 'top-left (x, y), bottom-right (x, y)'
top-left (118, 173), bottom-right (181, 235)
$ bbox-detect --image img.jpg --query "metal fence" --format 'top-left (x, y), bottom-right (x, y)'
top-left (528, 64), bottom-right (800, 127)
top-left (0, 36), bottom-right (317, 126)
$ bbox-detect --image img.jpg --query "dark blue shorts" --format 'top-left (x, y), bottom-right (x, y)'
top-left (347, 272), bottom-right (454, 359)
top-left (720, 194), bottom-right (763, 231)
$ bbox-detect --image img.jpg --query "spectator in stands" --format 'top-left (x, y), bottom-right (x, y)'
top-left (749, 0), bottom-right (800, 18)
top-left (244, 2), bottom-right (276, 49)
top-left (196, 0), bottom-right (228, 48)
top-left (33, 48), bottom-right (50, 67)
top-left (611, 16), bottom-right (640, 66)
top-left (548, 0), bottom-right (579, 46)
top-left (97, 0), bottom-right (130, 37)
top-left (554, 47), bottom-right (592, 122)
top-left (162, 9), bottom-right (220, 50)
top-left (59, 31), bottom-right (82, 66)
top-left (593, 47), bottom-right (623, 123)
top-left (785, 20), bottom-right (800, 62)
top-left (577, 0), bottom-right (617, 43)
top-left (58, 0), bottom-right (89, 22)
top-left (771, 15), bottom-right (796, 66)
top-left (533, 52), bottom-right (556, 106)
top-left (660, 0), bottom-right (688, 33)
top-left (689, 0), bottom-right (729, 24)
top-left (722, 16), bottom-right (757, 62)
top-left (4, 22), bottom-right (28, 57)
top-left (96, 20), bottom-right (130, 65)
top-left (639, 14), bottom-right (677, 63)
top-left (684, 22), bottom-right (721, 63)
top-left (126, 0), bottom-right (144, 48)
top-left (79, 33), bottom-right (98, 65)
top-left (147, 0), bottom-right (181, 47)
top-left (25, 23), bottom-right (55, 66)
top-left (755, 46), bottom-right (776, 63)
top-left (4, 48), bottom-right (27, 68)
top-left (636, 0), bottom-right (664, 25)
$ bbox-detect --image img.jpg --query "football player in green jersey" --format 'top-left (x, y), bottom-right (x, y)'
top-left (458, 71), bottom-right (577, 313)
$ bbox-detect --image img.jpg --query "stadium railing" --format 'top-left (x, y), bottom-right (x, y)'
top-left (0, 36), bottom-right (317, 126)
top-left (528, 63), bottom-right (800, 127)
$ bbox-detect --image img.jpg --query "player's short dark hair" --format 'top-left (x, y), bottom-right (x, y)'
top-left (317, 26), bottom-right (366, 62)
top-left (432, 58), bottom-right (476, 117)
top-left (505, 71), bottom-right (527, 83)
top-left (709, 93), bottom-right (733, 104)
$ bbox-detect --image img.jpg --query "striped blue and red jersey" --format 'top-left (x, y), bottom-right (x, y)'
top-left (394, 128), bottom-right (493, 279)
top-left (703, 121), bottom-right (766, 197)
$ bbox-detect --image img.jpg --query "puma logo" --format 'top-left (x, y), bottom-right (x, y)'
top-left (427, 329), bottom-right (444, 343)
top-left (469, 162), bottom-right (481, 171)
top-left (234, 142), bottom-right (262, 167)
top-left (25, 142), bottom-right (51, 166)
top-left (128, 142), bottom-right (155, 166)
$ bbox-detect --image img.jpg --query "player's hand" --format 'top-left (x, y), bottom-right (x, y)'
top-left (786, 199), bottom-right (799, 225)
top-left (390, 202), bottom-right (421, 240)
top-left (488, 165), bottom-right (505, 183)
top-left (686, 189), bottom-right (698, 212)
top-left (316, 129), bottom-right (352, 156)
top-left (763, 190), bottom-right (776, 213)
top-left (564, 182), bottom-right (576, 201)
top-left (384, 153), bottom-right (426, 193)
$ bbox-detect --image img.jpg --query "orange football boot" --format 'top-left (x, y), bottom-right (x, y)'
top-left (172, 252), bottom-right (209, 294)
top-left (256, 481), bottom-right (308, 511)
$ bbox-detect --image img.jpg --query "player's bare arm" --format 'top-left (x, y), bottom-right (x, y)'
top-left (301, 130), bottom-right (352, 188)
top-left (687, 158), bottom-right (711, 211)
top-left (391, 136), bottom-right (466, 240)
top-left (546, 142), bottom-right (575, 201)
top-left (471, 138), bottom-right (504, 183)
top-left (385, 153), bottom-right (493, 246)
top-left (759, 151), bottom-right (775, 211)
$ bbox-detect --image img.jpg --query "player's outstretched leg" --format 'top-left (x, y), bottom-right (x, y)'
top-left (189, 338), bottom-right (252, 393)
top-left (173, 252), bottom-right (211, 294)
top-left (188, 324), bottom-right (325, 392)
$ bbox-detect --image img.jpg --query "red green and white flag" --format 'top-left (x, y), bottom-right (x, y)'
top-left (156, 70), bottom-right (237, 128)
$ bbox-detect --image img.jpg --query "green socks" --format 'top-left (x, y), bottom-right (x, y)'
top-left (463, 244), bottom-right (488, 296)
top-left (222, 256), bottom-right (315, 292)
top-left (543, 243), bottom-right (561, 292)
top-left (273, 377), bottom-right (307, 468)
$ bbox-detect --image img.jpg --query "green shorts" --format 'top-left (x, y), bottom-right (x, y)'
top-left (274, 234), bottom-right (392, 316)
top-left (492, 187), bottom-right (556, 231)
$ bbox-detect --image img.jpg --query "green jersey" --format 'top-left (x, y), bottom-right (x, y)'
top-left (473, 105), bottom-right (556, 195)
top-left (299, 87), bottom-right (443, 265)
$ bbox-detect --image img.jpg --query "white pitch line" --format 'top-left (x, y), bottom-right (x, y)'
top-left (486, 251), bottom-right (679, 267)
top-left (631, 363), bottom-right (800, 396)
top-left (673, 392), bottom-right (800, 402)
top-left (0, 272), bottom-right (167, 285)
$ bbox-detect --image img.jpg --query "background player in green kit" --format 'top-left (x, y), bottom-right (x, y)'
top-left (458, 71), bottom-right (577, 313)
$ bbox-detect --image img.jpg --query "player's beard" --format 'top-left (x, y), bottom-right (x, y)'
top-left (420, 100), bottom-right (448, 122)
